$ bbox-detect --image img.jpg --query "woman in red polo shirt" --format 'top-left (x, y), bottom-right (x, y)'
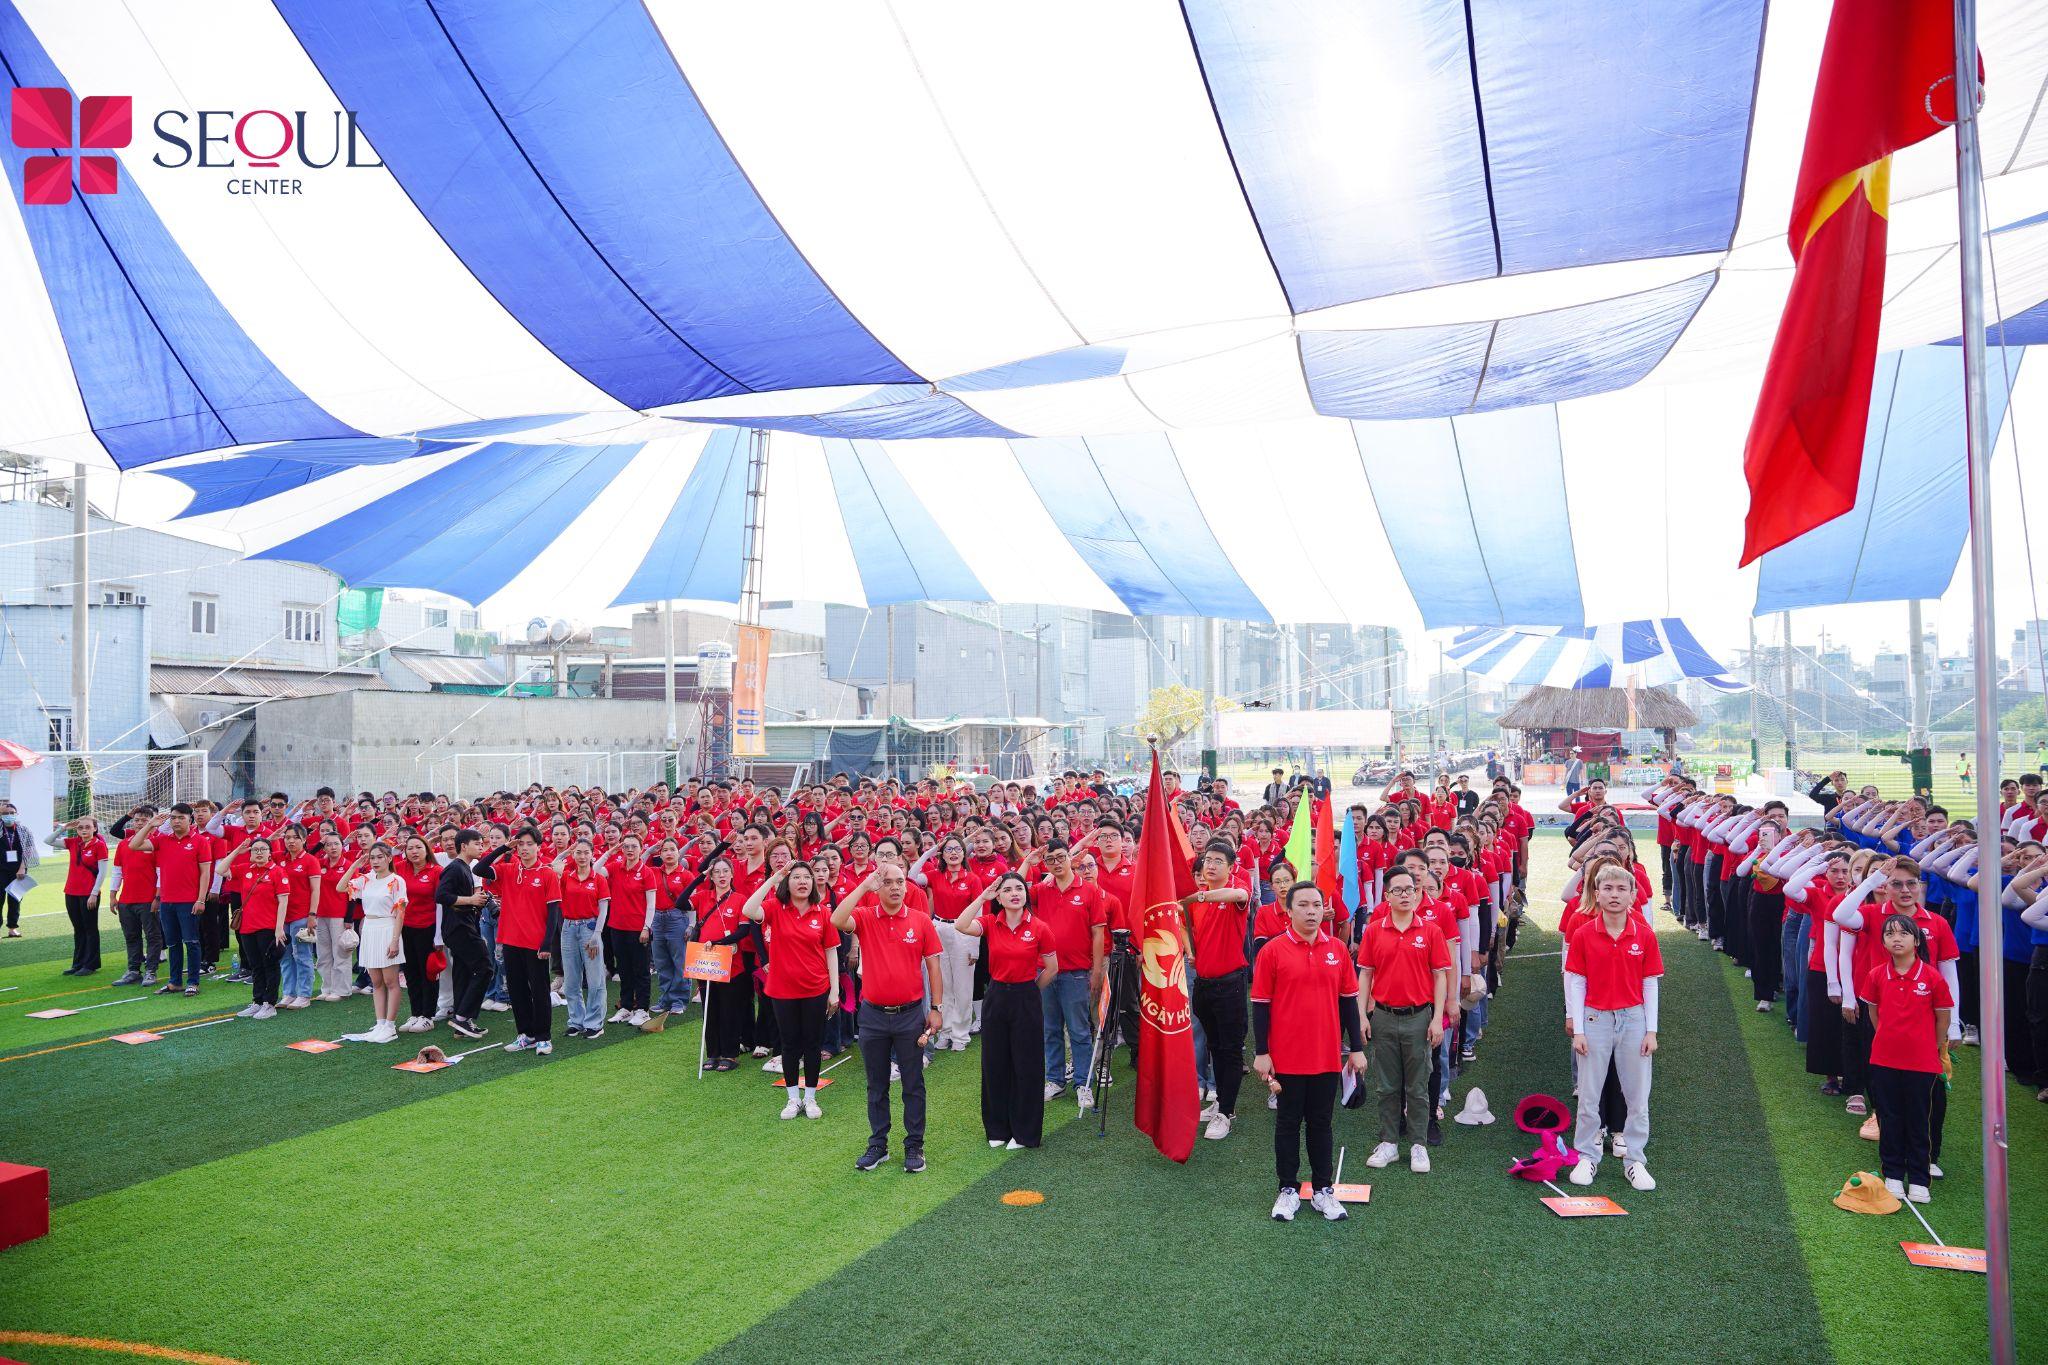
top-left (1859, 913), bottom-right (1951, 1203)
top-left (1564, 864), bottom-right (1663, 1193)
top-left (394, 833), bottom-right (443, 1032)
top-left (744, 862), bottom-right (840, 1117)
top-left (914, 835), bottom-right (984, 1052)
top-left (604, 833), bottom-right (658, 1027)
top-left (52, 816), bottom-right (109, 976)
top-left (693, 857), bottom-right (748, 1071)
top-left (227, 839), bottom-right (290, 1019)
top-left (956, 871), bottom-right (1057, 1148)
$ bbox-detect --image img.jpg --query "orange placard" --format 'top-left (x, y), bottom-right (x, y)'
top-left (111, 1031), bottom-right (161, 1045)
top-left (1297, 1182), bottom-right (1372, 1203)
top-left (286, 1039), bottom-right (342, 1054)
top-left (770, 1076), bottom-right (836, 1089)
top-left (684, 942), bottom-right (736, 983)
top-left (1901, 1242), bottom-right (1986, 1273)
top-left (1541, 1195), bottom-right (1628, 1218)
top-left (392, 1059), bottom-right (450, 1073)
top-left (26, 1009), bottom-right (76, 1020)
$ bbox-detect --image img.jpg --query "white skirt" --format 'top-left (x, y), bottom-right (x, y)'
top-left (358, 917), bottom-right (404, 968)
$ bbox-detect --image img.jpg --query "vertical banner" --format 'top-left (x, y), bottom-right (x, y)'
top-left (733, 624), bottom-right (770, 757)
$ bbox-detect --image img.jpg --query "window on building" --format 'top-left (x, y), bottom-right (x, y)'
top-left (46, 711), bottom-right (72, 751)
top-left (189, 595), bottom-right (217, 636)
top-left (283, 605), bottom-right (324, 644)
top-left (101, 584), bottom-right (138, 607)
top-left (458, 610), bottom-right (480, 630)
top-left (425, 607), bottom-right (449, 629)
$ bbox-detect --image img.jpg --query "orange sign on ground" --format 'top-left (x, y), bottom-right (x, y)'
top-left (392, 1059), bottom-right (449, 1073)
top-left (1900, 1242), bottom-right (1986, 1273)
top-left (1297, 1182), bottom-right (1372, 1203)
top-left (285, 1039), bottom-right (341, 1054)
top-left (1541, 1195), bottom-right (1628, 1218)
top-left (770, 1076), bottom-right (835, 1089)
top-left (111, 1031), bottom-right (161, 1045)
top-left (684, 942), bottom-right (736, 983)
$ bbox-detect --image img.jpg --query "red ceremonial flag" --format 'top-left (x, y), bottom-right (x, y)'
top-left (1738, 1), bottom-right (1962, 564)
top-left (1312, 796), bottom-right (1343, 917)
top-left (1130, 749), bottom-right (1200, 1163)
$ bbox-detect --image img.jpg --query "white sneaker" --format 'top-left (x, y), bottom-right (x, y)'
top-left (340, 1029), bottom-right (374, 1043)
top-left (399, 1017), bottom-right (432, 1033)
top-left (1204, 1086), bottom-right (1218, 1103)
top-left (1044, 1081), bottom-right (1065, 1101)
top-left (1270, 1188), bottom-right (1301, 1222)
top-left (504, 1034), bottom-right (535, 1052)
top-left (609, 1008), bottom-right (630, 1024)
top-left (1204, 1113), bottom-right (1233, 1141)
top-left (763, 1056), bottom-right (785, 1073)
top-left (780, 1095), bottom-right (802, 1120)
top-left (752, 1046), bottom-right (771, 1058)
top-left (356, 985), bottom-right (374, 996)
top-left (1310, 1187), bottom-right (1348, 1221)
top-left (549, 991), bottom-right (566, 1007)
top-left (367, 1021), bottom-right (399, 1044)
top-left (1907, 1183), bottom-right (1930, 1204)
top-left (1611, 1135), bottom-right (1629, 1159)
top-left (990, 1139), bottom-right (1004, 1149)
top-left (1928, 1163), bottom-right (1944, 1179)
top-left (1568, 1158), bottom-right (1596, 1186)
top-left (251, 1003), bottom-right (277, 1020)
top-left (432, 1008), bottom-right (450, 1022)
top-left (803, 1097), bottom-right (822, 1119)
top-left (1625, 1162), bottom-right (1656, 1192)
top-left (1756, 1000), bottom-right (1771, 1012)
top-left (283, 997), bottom-right (310, 1010)
top-left (1075, 1085), bottom-right (1094, 1111)
top-left (627, 1009), bottom-right (650, 1027)
top-left (1963, 1024), bottom-right (1980, 1046)
top-left (1884, 1177), bottom-right (1906, 1198)
top-left (236, 1004), bottom-right (260, 1018)
top-left (1409, 1144), bottom-right (1431, 1173)
top-left (1004, 1139), bottom-right (1023, 1150)
top-left (534, 1040), bottom-right (553, 1056)
top-left (482, 999), bottom-right (511, 1012)
top-left (1365, 1141), bottom-right (1400, 1169)
top-left (1199, 1099), bottom-right (1220, 1123)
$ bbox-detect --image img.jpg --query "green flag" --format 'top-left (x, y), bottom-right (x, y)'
top-left (1282, 786), bottom-right (1313, 875)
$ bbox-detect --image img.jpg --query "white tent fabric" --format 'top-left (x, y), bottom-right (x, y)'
top-left (1441, 621), bottom-right (1749, 692)
top-left (5, 0), bottom-right (2048, 639)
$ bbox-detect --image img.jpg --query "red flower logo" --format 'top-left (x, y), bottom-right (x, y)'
top-left (11, 88), bottom-right (131, 204)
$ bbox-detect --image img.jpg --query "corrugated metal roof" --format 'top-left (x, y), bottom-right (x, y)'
top-left (389, 651), bottom-right (505, 688)
top-left (150, 664), bottom-right (388, 699)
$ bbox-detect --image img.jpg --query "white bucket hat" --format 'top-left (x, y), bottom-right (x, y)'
top-left (1453, 1086), bottom-right (1496, 1126)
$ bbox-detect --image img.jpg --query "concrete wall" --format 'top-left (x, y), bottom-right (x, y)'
top-left (252, 691), bottom-right (686, 797)
top-left (0, 602), bottom-right (149, 755)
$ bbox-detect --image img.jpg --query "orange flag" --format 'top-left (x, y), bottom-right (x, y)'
top-left (1739, 2), bottom-right (1962, 564)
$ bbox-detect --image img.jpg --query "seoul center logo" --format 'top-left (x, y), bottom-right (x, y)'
top-left (10, 88), bottom-right (129, 204)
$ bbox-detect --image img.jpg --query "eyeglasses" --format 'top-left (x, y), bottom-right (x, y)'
top-left (1385, 884), bottom-right (1421, 896)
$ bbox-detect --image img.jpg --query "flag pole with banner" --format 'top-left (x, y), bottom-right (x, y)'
top-left (1130, 741), bottom-right (1199, 1163)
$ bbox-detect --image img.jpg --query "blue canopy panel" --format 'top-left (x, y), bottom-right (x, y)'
top-left (1180, 0), bottom-right (1763, 311)
top-left (0, 1), bottom-right (360, 466)
top-left (1350, 408), bottom-right (1583, 629)
top-left (162, 437), bottom-right (463, 519)
top-left (1943, 300), bottom-right (2048, 346)
top-left (822, 440), bottom-right (988, 604)
top-left (1753, 346), bottom-right (2019, 613)
top-left (256, 439), bottom-right (641, 604)
top-left (679, 386), bottom-right (1019, 441)
top-left (1300, 272), bottom-right (1713, 418)
top-left (1008, 435), bottom-right (1269, 620)
top-left (414, 413), bottom-right (580, 440)
top-left (275, 0), bottom-right (912, 413)
top-left (940, 345), bottom-right (1130, 393)
top-left (1444, 618), bottom-right (1743, 689)
top-left (610, 428), bottom-right (748, 606)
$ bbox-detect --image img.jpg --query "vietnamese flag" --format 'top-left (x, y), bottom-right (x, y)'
top-left (1130, 749), bottom-right (1200, 1163)
top-left (1739, 1), bottom-right (1962, 564)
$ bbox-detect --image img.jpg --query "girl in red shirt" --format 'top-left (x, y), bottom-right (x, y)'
top-left (222, 838), bottom-right (290, 1017)
top-left (1859, 913), bottom-right (1951, 1202)
top-left (956, 870), bottom-right (1057, 1149)
top-left (394, 834), bottom-right (443, 1031)
top-left (743, 862), bottom-right (841, 1116)
top-left (693, 858), bottom-right (748, 1071)
top-left (53, 816), bottom-right (109, 975)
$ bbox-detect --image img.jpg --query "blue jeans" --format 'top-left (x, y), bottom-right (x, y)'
top-left (279, 927), bottom-right (315, 999)
top-left (649, 909), bottom-right (694, 1013)
top-left (480, 901), bottom-right (507, 1003)
top-left (1784, 914), bottom-right (1810, 1040)
top-left (156, 901), bottom-right (200, 986)
top-left (1192, 1013), bottom-right (1214, 1093)
top-left (560, 917), bottom-right (607, 1030)
top-left (1041, 969), bottom-right (1093, 1089)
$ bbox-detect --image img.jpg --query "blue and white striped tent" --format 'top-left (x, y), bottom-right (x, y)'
top-left (3, 0), bottom-right (2046, 628)
top-left (1443, 621), bottom-right (1749, 693)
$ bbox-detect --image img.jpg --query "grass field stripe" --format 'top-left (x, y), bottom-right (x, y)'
top-left (0, 1010), bottom-right (242, 1064)
top-left (13, 983), bottom-right (129, 1007)
top-left (0, 984), bottom-right (18, 992)
top-left (27, 993), bottom-right (152, 1016)
top-left (820, 1051), bottom-right (853, 1076)
top-left (0, 1328), bottom-right (252, 1363)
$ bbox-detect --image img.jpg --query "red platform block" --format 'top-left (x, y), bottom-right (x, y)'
top-left (0, 1161), bottom-right (51, 1250)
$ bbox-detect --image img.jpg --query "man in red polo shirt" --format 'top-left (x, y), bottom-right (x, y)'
top-left (1565, 864), bottom-right (1664, 1192)
top-left (1251, 882), bottom-right (1365, 1222)
top-left (1183, 841), bottom-right (1251, 1141)
top-left (1028, 841), bottom-right (1108, 1110)
top-left (111, 804), bottom-right (163, 986)
top-left (1358, 866), bottom-right (1451, 1174)
top-left (131, 803), bottom-right (214, 998)
top-left (834, 863), bottom-right (943, 1174)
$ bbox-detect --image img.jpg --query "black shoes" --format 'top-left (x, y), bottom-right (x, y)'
top-left (855, 1148), bottom-right (888, 1173)
top-left (1426, 1117), bottom-right (1443, 1147)
top-left (903, 1151), bottom-right (927, 1174)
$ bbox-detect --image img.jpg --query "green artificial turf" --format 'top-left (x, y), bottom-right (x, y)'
top-left (1, 839), bottom-right (2039, 1364)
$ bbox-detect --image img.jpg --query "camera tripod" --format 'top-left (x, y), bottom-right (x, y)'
top-left (1087, 928), bottom-right (1140, 1137)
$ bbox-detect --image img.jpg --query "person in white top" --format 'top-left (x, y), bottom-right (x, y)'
top-left (341, 843), bottom-right (408, 1045)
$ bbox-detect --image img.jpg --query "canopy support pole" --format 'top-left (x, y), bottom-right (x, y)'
top-left (740, 429), bottom-right (768, 628)
top-left (70, 463), bottom-right (89, 757)
top-left (663, 599), bottom-right (677, 751)
top-left (1951, 3), bottom-right (2014, 1357)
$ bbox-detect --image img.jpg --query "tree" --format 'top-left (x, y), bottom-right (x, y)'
top-left (1135, 683), bottom-right (1238, 753)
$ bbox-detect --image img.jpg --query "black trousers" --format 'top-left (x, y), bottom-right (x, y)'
top-left (1274, 1071), bottom-right (1340, 1189)
top-left (444, 908), bottom-right (490, 1021)
top-left (772, 992), bottom-right (828, 1087)
top-left (65, 893), bottom-right (100, 971)
top-left (118, 900), bottom-right (162, 971)
top-left (1804, 968), bottom-right (1843, 1078)
top-left (859, 999), bottom-right (929, 1154)
top-left (502, 944), bottom-right (552, 1042)
top-left (1749, 891), bottom-right (1783, 1001)
top-left (608, 928), bottom-right (651, 1012)
top-left (1659, 844), bottom-right (1672, 896)
top-left (705, 974), bottom-right (750, 1060)
top-left (401, 925), bottom-right (438, 1018)
top-left (1192, 969), bottom-right (1248, 1116)
top-left (1869, 1064), bottom-right (1936, 1186)
top-left (237, 930), bottom-right (280, 1006)
top-left (1958, 949), bottom-right (1981, 1030)
top-left (2028, 948), bottom-right (2048, 1095)
top-left (980, 981), bottom-right (1044, 1146)
top-left (2002, 955), bottom-right (2039, 1082)
top-left (1687, 859), bottom-right (1708, 929)
top-left (1841, 1002), bottom-right (1872, 1096)
top-left (200, 893), bottom-right (230, 966)
top-left (1725, 874), bottom-right (1750, 966)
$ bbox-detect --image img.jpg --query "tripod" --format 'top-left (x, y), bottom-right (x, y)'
top-left (1087, 929), bottom-right (1140, 1137)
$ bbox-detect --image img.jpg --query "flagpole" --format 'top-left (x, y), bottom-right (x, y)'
top-left (1949, 2), bottom-right (2013, 1358)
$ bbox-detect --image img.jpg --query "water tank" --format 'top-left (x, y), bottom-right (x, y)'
top-left (697, 640), bottom-right (734, 690)
top-left (525, 617), bottom-right (549, 643)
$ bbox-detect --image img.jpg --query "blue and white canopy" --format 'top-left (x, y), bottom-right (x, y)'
top-left (4, 0), bottom-right (2047, 632)
top-left (1443, 621), bottom-right (1749, 692)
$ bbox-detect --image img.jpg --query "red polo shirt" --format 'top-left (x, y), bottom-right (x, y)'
top-left (763, 900), bottom-right (840, 999)
top-left (1187, 894), bottom-right (1249, 978)
top-left (147, 830), bottom-right (211, 903)
top-left (1358, 914), bottom-right (1451, 1007)
top-left (1031, 876), bottom-right (1109, 973)
top-left (487, 859), bottom-right (560, 951)
top-left (559, 868), bottom-right (608, 921)
top-left (62, 835), bottom-right (107, 896)
top-left (979, 909), bottom-right (1053, 984)
top-left (236, 863), bottom-right (290, 934)
top-left (605, 856), bottom-right (657, 933)
top-left (1249, 927), bottom-right (1359, 1075)
top-left (1861, 958), bottom-right (1951, 1073)
top-left (923, 867), bottom-right (986, 925)
top-left (1565, 914), bottom-right (1665, 1011)
top-left (849, 903), bottom-right (940, 1006)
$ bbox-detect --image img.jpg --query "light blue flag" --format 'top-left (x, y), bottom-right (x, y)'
top-left (1338, 809), bottom-right (1361, 920)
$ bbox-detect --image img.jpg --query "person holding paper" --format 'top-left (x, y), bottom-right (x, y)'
top-left (0, 800), bottom-right (32, 939)
top-left (1254, 882), bottom-right (1367, 1222)
top-left (1564, 864), bottom-right (1663, 1193)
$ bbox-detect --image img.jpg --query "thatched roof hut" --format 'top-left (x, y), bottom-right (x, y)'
top-left (1496, 685), bottom-right (1698, 734)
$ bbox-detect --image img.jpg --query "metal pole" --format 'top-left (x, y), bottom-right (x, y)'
top-left (662, 599), bottom-right (678, 749)
top-left (1950, 4), bottom-right (2014, 1355)
top-left (1780, 610), bottom-right (1796, 769)
top-left (70, 463), bottom-right (89, 754)
top-left (1908, 599), bottom-right (1931, 749)
top-left (1747, 616), bottom-right (1760, 766)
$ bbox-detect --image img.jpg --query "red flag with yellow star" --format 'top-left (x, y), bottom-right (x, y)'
top-left (1131, 748), bottom-right (1200, 1163)
top-left (1739, 1), bottom-right (1963, 564)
